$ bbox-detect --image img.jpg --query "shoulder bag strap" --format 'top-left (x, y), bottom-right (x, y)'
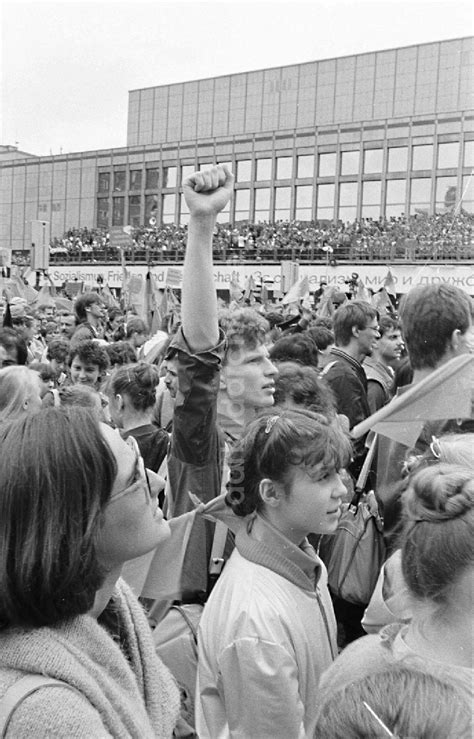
top-left (0, 674), bottom-right (80, 737)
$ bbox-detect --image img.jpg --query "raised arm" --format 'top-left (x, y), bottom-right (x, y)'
top-left (182, 165), bottom-right (234, 353)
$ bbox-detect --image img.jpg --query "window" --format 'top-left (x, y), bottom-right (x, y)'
top-left (463, 140), bottom-right (474, 167)
top-left (162, 194), bottom-right (175, 223)
top-left (435, 176), bottom-right (458, 212)
top-left (113, 171), bottom-right (126, 192)
top-left (341, 151), bottom-right (360, 176)
top-left (338, 182), bottom-right (358, 222)
top-left (254, 189), bottom-right (270, 221)
top-left (274, 187), bottom-right (291, 220)
top-left (112, 197), bottom-right (125, 226)
top-left (387, 147), bottom-right (408, 172)
top-left (361, 181), bottom-right (382, 218)
top-left (437, 142), bottom-right (459, 169)
top-left (412, 144), bottom-right (433, 171)
top-left (163, 167), bottom-right (177, 189)
top-left (295, 185), bottom-right (313, 220)
top-left (98, 172), bottom-right (110, 193)
top-left (276, 157), bottom-right (292, 180)
top-left (128, 195), bottom-right (141, 227)
top-left (97, 197), bottom-right (109, 228)
top-left (363, 149), bottom-right (383, 174)
top-left (318, 152), bottom-right (336, 177)
top-left (180, 193), bottom-right (190, 225)
top-left (130, 170), bottom-right (142, 191)
top-left (234, 189), bottom-right (250, 221)
top-left (256, 158), bottom-right (272, 181)
top-left (145, 169), bottom-right (159, 190)
top-left (410, 178), bottom-right (431, 215)
top-left (237, 160), bottom-right (252, 182)
top-left (385, 180), bottom-right (406, 217)
top-left (297, 155), bottom-right (314, 179)
top-left (145, 194), bottom-right (158, 224)
top-left (317, 183), bottom-right (335, 220)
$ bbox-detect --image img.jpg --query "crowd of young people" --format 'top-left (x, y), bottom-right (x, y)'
top-left (0, 165), bottom-right (472, 738)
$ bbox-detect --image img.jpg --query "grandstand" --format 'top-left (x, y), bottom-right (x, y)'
top-left (0, 37), bottom-right (473, 292)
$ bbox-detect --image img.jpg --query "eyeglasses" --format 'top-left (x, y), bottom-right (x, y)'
top-left (108, 435), bottom-right (152, 505)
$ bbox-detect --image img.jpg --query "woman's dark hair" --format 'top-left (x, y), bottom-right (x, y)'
top-left (46, 337), bottom-right (70, 362)
top-left (269, 334), bottom-right (319, 367)
top-left (106, 362), bottom-right (161, 412)
top-left (67, 340), bottom-right (110, 374)
top-left (0, 407), bottom-right (117, 628)
top-left (273, 361), bottom-right (336, 418)
top-left (105, 341), bottom-right (138, 367)
top-left (401, 463), bottom-right (474, 607)
top-left (226, 407), bottom-right (352, 517)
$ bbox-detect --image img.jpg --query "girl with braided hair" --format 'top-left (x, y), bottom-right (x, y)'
top-left (320, 454), bottom-right (473, 719)
top-left (196, 408), bottom-right (352, 738)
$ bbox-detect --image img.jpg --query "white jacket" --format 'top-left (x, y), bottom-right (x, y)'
top-left (196, 516), bottom-right (338, 739)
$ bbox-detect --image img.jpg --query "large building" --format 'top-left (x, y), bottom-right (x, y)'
top-left (1, 37), bottom-right (473, 253)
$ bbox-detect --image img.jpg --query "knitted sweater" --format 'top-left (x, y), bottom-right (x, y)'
top-left (0, 579), bottom-right (179, 738)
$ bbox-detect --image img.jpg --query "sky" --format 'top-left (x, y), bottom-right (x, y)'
top-left (1, 0), bottom-right (473, 156)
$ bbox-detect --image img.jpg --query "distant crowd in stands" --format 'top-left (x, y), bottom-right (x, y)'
top-left (42, 210), bottom-right (474, 265)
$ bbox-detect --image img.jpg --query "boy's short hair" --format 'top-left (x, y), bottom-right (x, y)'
top-left (74, 292), bottom-right (102, 323)
top-left (126, 317), bottom-right (147, 338)
top-left (378, 314), bottom-right (400, 337)
top-left (218, 308), bottom-right (269, 359)
top-left (399, 284), bottom-right (472, 370)
top-left (333, 300), bottom-right (378, 347)
top-left (67, 340), bottom-right (110, 373)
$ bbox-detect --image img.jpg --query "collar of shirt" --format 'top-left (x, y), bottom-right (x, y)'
top-left (235, 513), bottom-right (322, 592)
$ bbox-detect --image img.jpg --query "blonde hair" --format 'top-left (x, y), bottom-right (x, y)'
top-left (0, 366), bottom-right (40, 422)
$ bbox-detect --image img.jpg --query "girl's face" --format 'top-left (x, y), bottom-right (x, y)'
top-left (272, 462), bottom-right (346, 545)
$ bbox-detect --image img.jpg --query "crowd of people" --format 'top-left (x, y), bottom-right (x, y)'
top-left (43, 209), bottom-right (474, 265)
top-left (0, 165), bottom-right (472, 737)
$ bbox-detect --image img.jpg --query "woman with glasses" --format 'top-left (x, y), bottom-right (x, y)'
top-left (0, 407), bottom-right (179, 737)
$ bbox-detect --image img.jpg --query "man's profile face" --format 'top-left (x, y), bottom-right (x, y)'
top-left (222, 342), bottom-right (278, 409)
top-left (377, 329), bottom-right (404, 364)
top-left (355, 319), bottom-right (380, 358)
top-left (163, 357), bottom-right (179, 399)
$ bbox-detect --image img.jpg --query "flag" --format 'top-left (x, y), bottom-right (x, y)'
top-left (355, 279), bottom-right (371, 304)
top-left (244, 275), bottom-right (255, 302)
top-left (229, 277), bottom-right (244, 303)
top-left (282, 275), bottom-right (310, 305)
top-left (100, 283), bottom-right (120, 310)
top-left (352, 354), bottom-right (474, 447)
top-left (383, 268), bottom-right (396, 297)
top-left (372, 287), bottom-right (392, 315)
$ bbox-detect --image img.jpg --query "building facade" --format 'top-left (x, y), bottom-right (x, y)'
top-left (1, 37), bottom-right (473, 252)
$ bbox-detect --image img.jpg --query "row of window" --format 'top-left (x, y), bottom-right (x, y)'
top-left (98, 141), bottom-right (474, 195)
top-left (97, 175), bottom-right (473, 228)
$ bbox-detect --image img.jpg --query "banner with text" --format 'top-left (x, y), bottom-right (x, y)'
top-left (30, 263), bottom-right (474, 296)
